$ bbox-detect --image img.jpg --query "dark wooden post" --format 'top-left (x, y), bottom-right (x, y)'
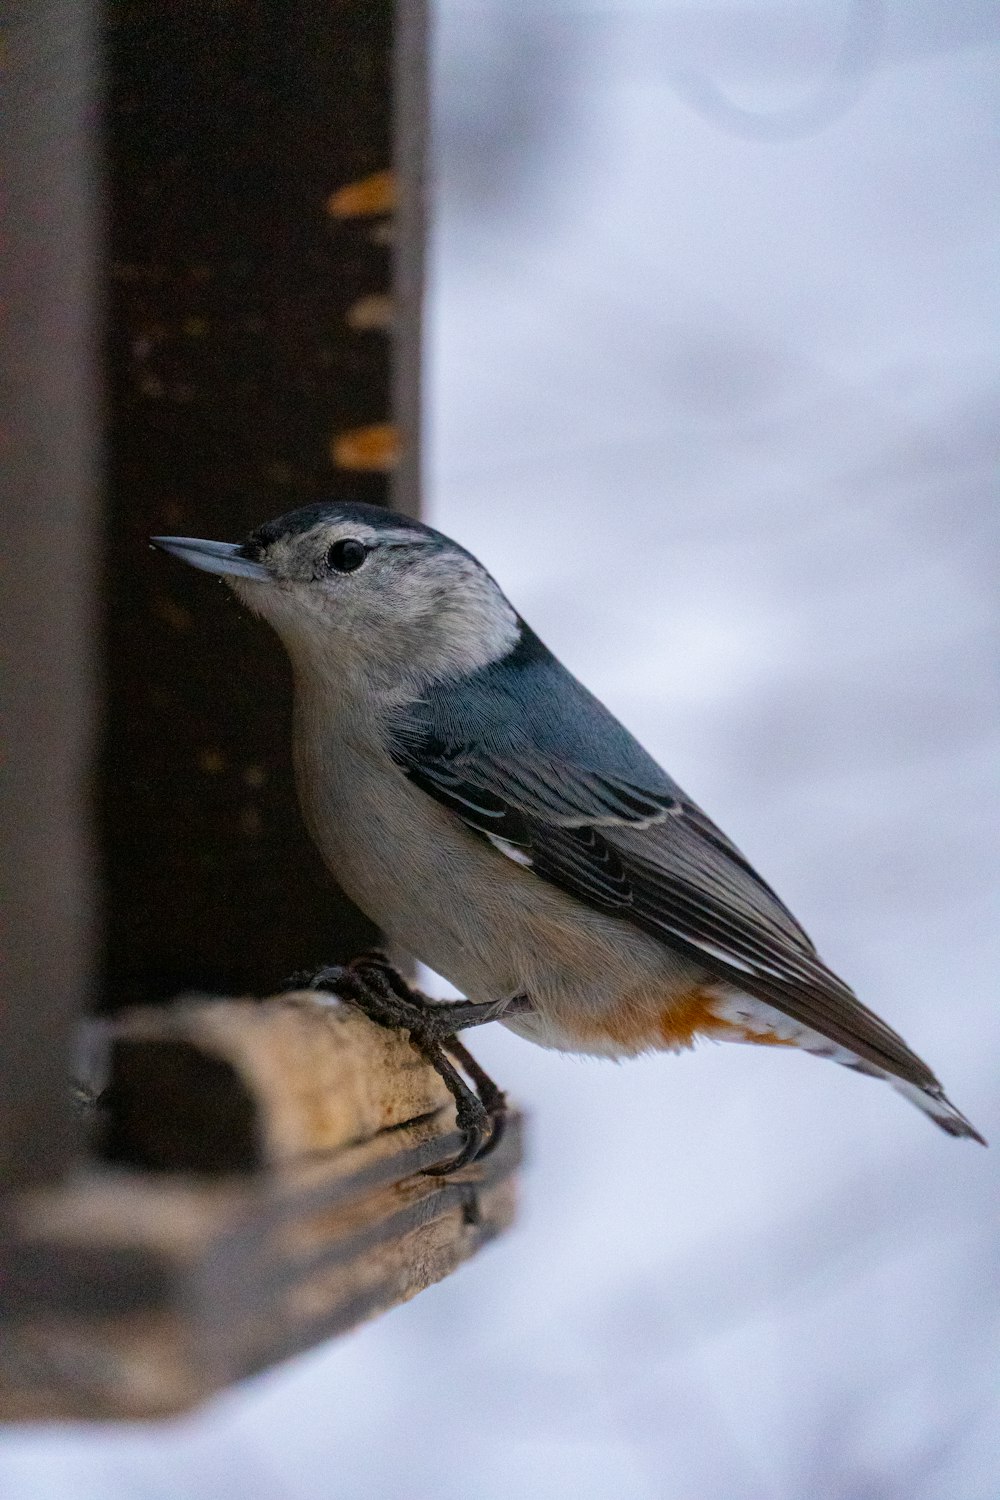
top-left (100, 0), bottom-right (422, 1008)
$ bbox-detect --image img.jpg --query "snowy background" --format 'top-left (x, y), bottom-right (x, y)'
top-left (3, 2), bottom-right (998, 1496)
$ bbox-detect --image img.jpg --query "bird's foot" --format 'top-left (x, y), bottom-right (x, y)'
top-left (305, 951), bottom-right (508, 1174)
top-left (306, 951), bottom-right (510, 1043)
top-left (439, 1034), bottom-right (508, 1165)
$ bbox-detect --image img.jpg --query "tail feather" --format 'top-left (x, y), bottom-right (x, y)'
top-left (707, 991), bottom-right (986, 1143)
top-left (891, 1078), bottom-right (987, 1145)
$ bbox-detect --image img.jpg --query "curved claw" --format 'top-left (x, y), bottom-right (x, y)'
top-left (471, 1101), bottom-right (507, 1161)
top-left (423, 1095), bottom-right (489, 1175)
top-left (304, 964), bottom-right (347, 991)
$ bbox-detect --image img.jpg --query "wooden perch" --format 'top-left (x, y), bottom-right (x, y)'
top-left (0, 994), bottom-right (521, 1420)
top-left (102, 992), bottom-right (459, 1170)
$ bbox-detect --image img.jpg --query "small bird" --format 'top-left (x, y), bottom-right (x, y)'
top-left (153, 502), bottom-right (984, 1165)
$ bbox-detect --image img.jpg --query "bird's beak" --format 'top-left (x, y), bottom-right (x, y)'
top-left (150, 536), bottom-right (272, 582)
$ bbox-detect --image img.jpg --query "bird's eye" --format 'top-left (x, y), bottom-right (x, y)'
top-left (326, 538), bottom-right (367, 574)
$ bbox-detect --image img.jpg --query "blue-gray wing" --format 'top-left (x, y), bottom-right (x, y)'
top-left (387, 627), bottom-right (934, 1085)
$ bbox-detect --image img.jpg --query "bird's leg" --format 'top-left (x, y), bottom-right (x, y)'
top-left (307, 950), bottom-right (528, 1043)
top-left (442, 1035), bottom-right (507, 1162)
top-left (305, 952), bottom-right (511, 1172)
top-left (415, 1041), bottom-right (492, 1175)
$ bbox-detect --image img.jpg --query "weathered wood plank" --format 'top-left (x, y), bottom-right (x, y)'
top-left (0, 995), bottom-right (520, 1420)
top-left (101, 994), bottom-right (454, 1170)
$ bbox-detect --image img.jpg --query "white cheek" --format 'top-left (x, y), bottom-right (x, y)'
top-left (229, 551), bottom-right (520, 690)
top-left (437, 594), bottom-right (519, 675)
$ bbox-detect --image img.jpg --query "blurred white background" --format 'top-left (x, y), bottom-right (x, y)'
top-left (3, 2), bottom-right (998, 1496)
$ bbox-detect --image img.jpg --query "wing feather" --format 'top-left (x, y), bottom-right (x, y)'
top-left (387, 634), bottom-right (937, 1088)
